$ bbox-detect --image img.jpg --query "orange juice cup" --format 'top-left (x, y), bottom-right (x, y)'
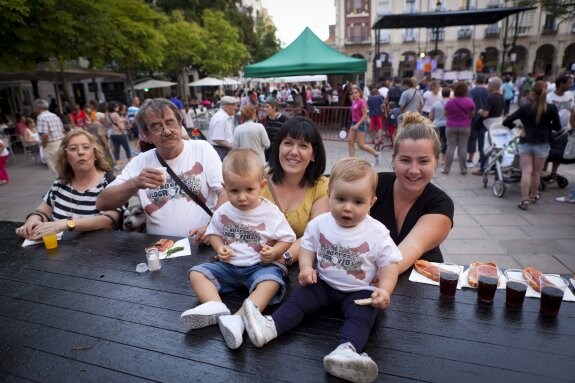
top-left (42, 233), bottom-right (58, 249)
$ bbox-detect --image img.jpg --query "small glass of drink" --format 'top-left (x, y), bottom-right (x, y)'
top-left (146, 248), bottom-right (162, 272)
top-left (439, 263), bottom-right (461, 299)
top-left (539, 275), bottom-right (568, 317)
top-left (504, 269), bottom-right (531, 309)
top-left (42, 233), bottom-right (58, 250)
top-left (477, 265), bottom-right (500, 303)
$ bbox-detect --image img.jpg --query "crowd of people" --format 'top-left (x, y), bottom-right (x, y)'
top-left (7, 67), bottom-right (575, 382)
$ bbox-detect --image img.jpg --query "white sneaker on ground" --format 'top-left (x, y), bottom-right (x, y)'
top-left (323, 342), bottom-right (379, 383)
top-left (218, 314), bottom-right (244, 349)
top-left (180, 301), bottom-right (230, 331)
top-left (466, 161), bottom-right (475, 168)
top-left (241, 298), bottom-right (277, 347)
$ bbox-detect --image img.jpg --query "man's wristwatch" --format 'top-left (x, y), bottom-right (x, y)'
top-left (67, 218), bottom-right (76, 231)
top-left (283, 251), bottom-right (293, 267)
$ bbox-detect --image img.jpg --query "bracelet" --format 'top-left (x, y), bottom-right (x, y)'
top-left (101, 212), bottom-right (118, 225)
top-left (25, 212), bottom-right (45, 222)
top-left (36, 211), bottom-right (51, 222)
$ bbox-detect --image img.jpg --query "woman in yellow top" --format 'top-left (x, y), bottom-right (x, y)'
top-left (262, 116), bottom-right (329, 265)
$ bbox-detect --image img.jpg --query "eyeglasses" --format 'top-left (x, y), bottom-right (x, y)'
top-left (148, 120), bottom-right (180, 135)
top-left (65, 145), bottom-right (94, 153)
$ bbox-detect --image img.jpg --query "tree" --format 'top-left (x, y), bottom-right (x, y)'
top-left (252, 18), bottom-right (281, 63)
top-left (517, 0), bottom-right (575, 22)
top-left (197, 9), bottom-right (250, 76)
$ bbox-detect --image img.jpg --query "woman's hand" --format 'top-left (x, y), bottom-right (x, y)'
top-left (16, 217), bottom-right (43, 239)
top-left (371, 288), bottom-right (391, 310)
top-left (29, 220), bottom-right (66, 241)
top-left (350, 124), bottom-right (358, 131)
top-left (259, 245), bottom-right (276, 263)
top-left (298, 265), bottom-right (317, 286)
top-left (189, 225), bottom-right (210, 245)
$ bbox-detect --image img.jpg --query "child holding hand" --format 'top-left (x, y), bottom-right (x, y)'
top-left (180, 149), bottom-right (295, 349)
top-left (241, 157), bottom-right (402, 383)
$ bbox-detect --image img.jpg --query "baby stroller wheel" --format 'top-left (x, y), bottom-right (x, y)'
top-left (557, 175), bottom-right (569, 189)
top-left (493, 180), bottom-right (506, 198)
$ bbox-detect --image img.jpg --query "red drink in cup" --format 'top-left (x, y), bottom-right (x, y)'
top-left (477, 265), bottom-right (499, 303)
top-left (539, 276), bottom-right (568, 317)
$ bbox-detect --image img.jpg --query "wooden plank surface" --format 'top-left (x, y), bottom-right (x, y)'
top-left (1, 221), bottom-right (574, 383)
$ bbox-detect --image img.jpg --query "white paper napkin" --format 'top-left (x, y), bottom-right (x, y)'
top-left (571, 279), bottom-right (575, 290)
top-left (524, 274), bottom-right (575, 302)
top-left (460, 266), bottom-right (506, 289)
top-left (159, 237), bottom-right (191, 259)
top-left (22, 232), bottom-right (63, 247)
top-left (408, 262), bottom-right (464, 289)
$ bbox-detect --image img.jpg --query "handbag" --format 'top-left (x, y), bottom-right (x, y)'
top-left (563, 130), bottom-right (575, 160)
top-left (155, 151), bottom-right (213, 217)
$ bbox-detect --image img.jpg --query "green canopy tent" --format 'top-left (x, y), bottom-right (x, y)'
top-left (244, 27), bottom-right (367, 78)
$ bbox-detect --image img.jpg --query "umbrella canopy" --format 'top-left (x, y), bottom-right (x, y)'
top-left (133, 79), bottom-right (177, 90)
top-left (0, 67), bottom-right (124, 82)
top-left (372, 6), bottom-right (536, 29)
top-left (189, 77), bottom-right (224, 87)
top-left (244, 27), bottom-right (367, 78)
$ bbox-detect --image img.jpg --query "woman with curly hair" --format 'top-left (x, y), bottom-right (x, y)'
top-left (16, 130), bottom-right (123, 240)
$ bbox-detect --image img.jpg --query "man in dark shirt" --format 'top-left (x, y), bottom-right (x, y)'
top-left (467, 75), bottom-right (489, 168)
top-left (472, 76), bottom-right (505, 175)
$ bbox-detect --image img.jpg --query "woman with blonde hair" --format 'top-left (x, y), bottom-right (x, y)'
top-left (503, 81), bottom-right (561, 210)
top-left (422, 81), bottom-right (441, 118)
top-left (371, 112), bottom-right (454, 274)
top-left (16, 130), bottom-right (122, 240)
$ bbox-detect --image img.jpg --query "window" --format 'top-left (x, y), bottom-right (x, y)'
top-left (542, 14), bottom-right (558, 32)
top-left (403, 28), bottom-right (416, 41)
top-left (377, 0), bottom-right (390, 16)
top-left (509, 10), bottom-right (534, 35)
top-left (405, 0), bottom-right (416, 13)
top-left (354, 0), bottom-right (363, 13)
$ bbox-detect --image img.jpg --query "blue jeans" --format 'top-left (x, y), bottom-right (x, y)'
top-left (190, 261), bottom-right (286, 305)
top-left (271, 279), bottom-right (377, 352)
top-left (110, 134), bottom-right (132, 161)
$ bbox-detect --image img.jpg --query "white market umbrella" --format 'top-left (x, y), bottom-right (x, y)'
top-left (133, 79), bottom-right (177, 90)
top-left (189, 77), bottom-right (224, 87)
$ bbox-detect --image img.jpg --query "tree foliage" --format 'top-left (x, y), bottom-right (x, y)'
top-left (253, 18), bottom-right (281, 64)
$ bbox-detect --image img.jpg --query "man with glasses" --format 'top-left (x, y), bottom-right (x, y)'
top-left (97, 98), bottom-right (227, 239)
top-left (208, 96), bottom-right (240, 160)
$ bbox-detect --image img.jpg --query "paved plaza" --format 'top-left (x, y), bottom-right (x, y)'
top-left (1, 138), bottom-right (574, 274)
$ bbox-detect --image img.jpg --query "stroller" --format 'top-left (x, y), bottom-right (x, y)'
top-left (480, 120), bottom-right (522, 198)
top-left (540, 128), bottom-right (575, 190)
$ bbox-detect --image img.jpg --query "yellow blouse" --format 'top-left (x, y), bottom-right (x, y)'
top-left (262, 176), bottom-right (329, 238)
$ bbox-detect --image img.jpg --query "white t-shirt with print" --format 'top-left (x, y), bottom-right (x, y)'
top-left (301, 213), bottom-right (402, 292)
top-left (111, 140), bottom-right (223, 237)
top-left (547, 91), bottom-right (574, 129)
top-left (206, 198), bottom-right (296, 266)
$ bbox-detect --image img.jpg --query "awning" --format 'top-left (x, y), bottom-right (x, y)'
top-left (0, 67), bottom-right (124, 82)
top-left (189, 77), bottom-right (224, 87)
top-left (372, 6), bottom-right (536, 29)
top-left (133, 79), bottom-right (177, 90)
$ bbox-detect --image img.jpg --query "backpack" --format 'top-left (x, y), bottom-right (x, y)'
top-left (387, 86), bottom-right (402, 104)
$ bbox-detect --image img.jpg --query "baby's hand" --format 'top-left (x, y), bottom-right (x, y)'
top-left (298, 266), bottom-right (317, 286)
top-left (371, 288), bottom-right (391, 309)
top-left (217, 246), bottom-right (235, 262)
top-left (259, 245), bottom-right (275, 263)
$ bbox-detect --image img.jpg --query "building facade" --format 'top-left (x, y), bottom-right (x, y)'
top-left (334, 0), bottom-right (575, 84)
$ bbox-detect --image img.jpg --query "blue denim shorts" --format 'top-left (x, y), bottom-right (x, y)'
top-left (518, 143), bottom-right (550, 158)
top-left (189, 261), bottom-right (286, 305)
top-left (352, 121), bottom-right (367, 132)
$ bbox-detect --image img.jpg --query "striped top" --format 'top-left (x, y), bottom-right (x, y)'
top-left (43, 174), bottom-right (121, 220)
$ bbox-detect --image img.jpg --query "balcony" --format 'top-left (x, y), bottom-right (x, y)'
top-left (379, 34), bottom-right (390, 44)
top-left (515, 26), bottom-right (531, 35)
top-left (484, 27), bottom-right (500, 38)
top-left (403, 34), bottom-right (416, 42)
top-left (458, 28), bottom-right (472, 40)
top-left (542, 26), bottom-right (558, 35)
top-left (430, 30), bottom-right (445, 41)
top-left (345, 36), bottom-right (371, 45)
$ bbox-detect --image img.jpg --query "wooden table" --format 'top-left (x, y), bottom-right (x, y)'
top-left (0, 221), bottom-right (573, 382)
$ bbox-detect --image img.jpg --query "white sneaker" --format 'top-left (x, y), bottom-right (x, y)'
top-left (218, 314), bottom-right (244, 349)
top-left (323, 342), bottom-right (379, 383)
top-left (180, 301), bottom-right (230, 331)
top-left (241, 298), bottom-right (277, 347)
top-left (466, 161), bottom-right (475, 168)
